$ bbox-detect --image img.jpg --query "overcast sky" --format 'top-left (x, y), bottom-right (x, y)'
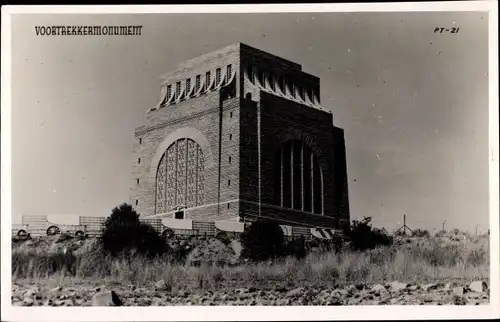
top-left (10, 12), bottom-right (489, 233)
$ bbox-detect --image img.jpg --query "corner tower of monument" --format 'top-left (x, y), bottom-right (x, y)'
top-left (130, 43), bottom-right (350, 229)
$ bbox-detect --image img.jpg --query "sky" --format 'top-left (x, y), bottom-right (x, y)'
top-left (9, 12), bottom-right (490, 233)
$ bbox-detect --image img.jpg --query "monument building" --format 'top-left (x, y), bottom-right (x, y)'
top-left (129, 43), bottom-right (350, 230)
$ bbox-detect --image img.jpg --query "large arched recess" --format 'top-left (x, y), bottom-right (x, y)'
top-left (148, 127), bottom-right (215, 187)
top-left (272, 138), bottom-right (324, 215)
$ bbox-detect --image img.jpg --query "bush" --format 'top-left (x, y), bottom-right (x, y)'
top-left (308, 234), bottom-right (349, 253)
top-left (344, 217), bottom-right (392, 251)
top-left (56, 232), bottom-right (74, 243)
top-left (215, 232), bottom-right (231, 245)
top-left (466, 247), bottom-right (487, 267)
top-left (285, 235), bottom-right (307, 260)
top-left (240, 219), bottom-right (286, 261)
top-left (101, 203), bottom-right (168, 258)
top-left (435, 230), bottom-right (446, 237)
top-left (412, 229), bottom-right (430, 238)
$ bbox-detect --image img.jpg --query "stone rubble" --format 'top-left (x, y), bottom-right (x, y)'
top-left (11, 280), bottom-right (489, 306)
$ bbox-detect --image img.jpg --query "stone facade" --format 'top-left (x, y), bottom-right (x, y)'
top-left (129, 43), bottom-right (350, 229)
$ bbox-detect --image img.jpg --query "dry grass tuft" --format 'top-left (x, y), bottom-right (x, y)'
top-left (12, 233), bottom-right (489, 290)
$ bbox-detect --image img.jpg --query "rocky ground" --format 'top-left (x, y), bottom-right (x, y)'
top-left (11, 233), bottom-right (490, 306)
top-left (12, 280), bottom-right (489, 306)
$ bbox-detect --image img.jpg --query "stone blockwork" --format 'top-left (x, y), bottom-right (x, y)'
top-left (129, 43), bottom-right (350, 229)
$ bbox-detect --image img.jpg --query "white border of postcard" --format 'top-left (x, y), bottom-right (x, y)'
top-left (1, 2), bottom-right (499, 321)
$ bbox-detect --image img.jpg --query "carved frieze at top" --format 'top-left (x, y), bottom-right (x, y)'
top-left (148, 64), bottom-right (235, 113)
top-left (243, 63), bottom-right (330, 114)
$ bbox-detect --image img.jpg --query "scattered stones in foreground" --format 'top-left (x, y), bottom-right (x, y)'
top-left (92, 291), bottom-right (123, 306)
top-left (11, 280), bottom-right (490, 306)
top-left (469, 281), bottom-right (488, 294)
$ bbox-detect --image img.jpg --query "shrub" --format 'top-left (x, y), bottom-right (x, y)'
top-left (240, 219), bottom-right (286, 261)
top-left (285, 235), bottom-right (307, 260)
top-left (308, 234), bottom-right (349, 253)
top-left (435, 230), bottom-right (446, 237)
top-left (56, 232), bottom-right (74, 243)
top-left (134, 221), bottom-right (169, 257)
top-left (101, 203), bottom-right (168, 258)
top-left (331, 233), bottom-right (349, 252)
top-left (412, 228), bottom-right (430, 238)
top-left (372, 227), bottom-right (392, 246)
top-left (394, 229), bottom-right (410, 237)
top-left (344, 217), bottom-right (392, 251)
top-left (466, 247), bottom-right (487, 267)
top-left (215, 232), bottom-right (231, 245)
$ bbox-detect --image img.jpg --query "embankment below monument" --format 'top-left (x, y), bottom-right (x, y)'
top-left (11, 232), bottom-right (490, 306)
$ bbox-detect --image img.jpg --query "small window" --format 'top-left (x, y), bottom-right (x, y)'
top-left (186, 78), bottom-right (191, 93)
top-left (166, 85), bottom-right (172, 100)
top-left (216, 68), bottom-right (221, 85)
top-left (136, 178), bottom-right (140, 185)
top-left (195, 75), bottom-right (201, 91)
top-left (206, 71), bottom-right (211, 87)
top-left (279, 75), bottom-right (286, 93)
top-left (258, 70), bottom-right (265, 87)
top-left (228, 156), bottom-right (232, 164)
top-left (229, 134), bottom-right (232, 140)
top-left (174, 211), bottom-right (184, 220)
top-left (230, 112), bottom-right (233, 118)
top-left (228, 179), bottom-right (231, 186)
top-left (138, 158), bottom-right (141, 164)
top-left (175, 81), bottom-right (181, 99)
top-left (135, 199), bottom-right (138, 206)
top-left (245, 93), bottom-right (252, 100)
top-left (269, 72), bottom-right (275, 91)
top-left (227, 203), bottom-right (230, 209)
top-left (226, 65), bottom-right (232, 81)
top-left (298, 86), bottom-right (305, 100)
top-left (139, 138), bottom-right (142, 144)
top-left (289, 79), bottom-right (296, 98)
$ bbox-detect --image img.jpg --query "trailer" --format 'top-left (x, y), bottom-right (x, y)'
top-left (13, 214), bottom-right (342, 241)
top-left (14, 215), bottom-right (106, 237)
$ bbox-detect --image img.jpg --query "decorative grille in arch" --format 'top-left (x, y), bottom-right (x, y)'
top-left (155, 138), bottom-right (205, 214)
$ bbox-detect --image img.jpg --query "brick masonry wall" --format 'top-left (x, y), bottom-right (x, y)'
top-left (239, 97), bottom-right (259, 202)
top-left (130, 92), bottom-right (223, 217)
top-left (332, 126), bottom-right (351, 221)
top-left (219, 98), bottom-right (240, 205)
top-left (131, 93), bottom-right (350, 227)
top-left (130, 43), bottom-right (350, 229)
top-left (130, 90), bottom-right (242, 220)
top-left (258, 92), bottom-right (337, 217)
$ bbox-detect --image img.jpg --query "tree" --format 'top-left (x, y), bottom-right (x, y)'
top-left (101, 203), bottom-right (167, 257)
top-left (240, 219), bottom-right (286, 261)
top-left (345, 216), bottom-right (392, 251)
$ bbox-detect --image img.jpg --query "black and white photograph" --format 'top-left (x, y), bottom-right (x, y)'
top-left (1, 3), bottom-right (498, 321)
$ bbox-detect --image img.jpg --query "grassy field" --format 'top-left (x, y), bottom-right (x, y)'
top-left (12, 233), bottom-right (490, 292)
